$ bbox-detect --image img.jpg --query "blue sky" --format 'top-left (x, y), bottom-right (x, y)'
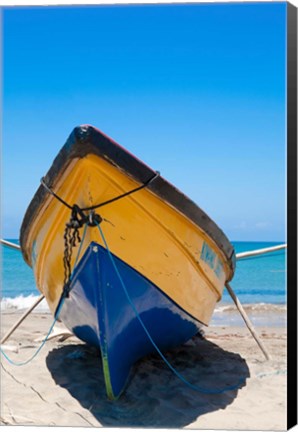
top-left (2, 2), bottom-right (287, 241)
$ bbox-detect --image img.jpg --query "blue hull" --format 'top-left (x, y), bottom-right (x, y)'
top-left (60, 242), bottom-right (201, 399)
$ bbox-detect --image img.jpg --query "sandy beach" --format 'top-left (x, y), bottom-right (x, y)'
top-left (0, 311), bottom-right (287, 430)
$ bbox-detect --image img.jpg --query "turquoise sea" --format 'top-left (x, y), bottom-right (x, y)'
top-left (1, 240), bottom-right (286, 326)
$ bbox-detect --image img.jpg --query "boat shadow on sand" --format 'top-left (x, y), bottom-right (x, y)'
top-left (46, 333), bottom-right (250, 428)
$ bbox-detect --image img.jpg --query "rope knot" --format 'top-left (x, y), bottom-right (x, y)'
top-left (62, 205), bottom-right (103, 300)
top-left (71, 204), bottom-right (88, 228)
top-left (87, 211), bottom-right (103, 227)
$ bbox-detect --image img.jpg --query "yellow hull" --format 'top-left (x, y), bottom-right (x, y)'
top-left (20, 126), bottom-right (235, 326)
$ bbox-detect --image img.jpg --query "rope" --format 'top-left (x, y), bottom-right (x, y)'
top-left (41, 170), bottom-right (159, 315)
top-left (0, 300), bottom-right (64, 366)
top-left (1, 209), bottom-right (245, 393)
top-left (2, 168), bottom-right (247, 391)
top-left (40, 171), bottom-right (160, 212)
top-left (256, 369), bottom-right (287, 379)
top-left (0, 224), bottom-right (88, 366)
top-left (95, 222), bottom-right (245, 395)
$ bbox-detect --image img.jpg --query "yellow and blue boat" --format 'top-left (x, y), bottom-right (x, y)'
top-left (20, 125), bottom-right (236, 399)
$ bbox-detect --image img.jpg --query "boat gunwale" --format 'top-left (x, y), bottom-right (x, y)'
top-left (20, 124), bottom-right (236, 276)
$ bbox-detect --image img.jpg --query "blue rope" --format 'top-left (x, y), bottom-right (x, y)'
top-left (0, 224), bottom-right (88, 367)
top-left (96, 222), bottom-right (245, 395)
top-left (0, 300), bottom-right (65, 366)
top-left (1, 218), bottom-right (245, 394)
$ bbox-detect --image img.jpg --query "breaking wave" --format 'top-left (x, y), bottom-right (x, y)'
top-left (214, 303), bottom-right (286, 314)
top-left (1, 294), bottom-right (50, 312)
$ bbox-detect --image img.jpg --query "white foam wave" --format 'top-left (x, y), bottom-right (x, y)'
top-left (214, 303), bottom-right (286, 314)
top-left (1, 294), bottom-right (50, 312)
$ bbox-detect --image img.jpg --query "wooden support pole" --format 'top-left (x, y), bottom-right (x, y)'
top-left (236, 243), bottom-right (287, 260)
top-left (0, 239), bottom-right (21, 251)
top-left (1, 239), bottom-right (285, 356)
top-left (225, 282), bottom-right (271, 361)
top-left (1, 239), bottom-right (46, 345)
top-left (1, 294), bottom-right (45, 345)
top-left (230, 243), bottom-right (287, 359)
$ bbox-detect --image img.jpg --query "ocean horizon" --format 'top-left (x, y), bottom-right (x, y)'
top-left (1, 239), bottom-right (287, 327)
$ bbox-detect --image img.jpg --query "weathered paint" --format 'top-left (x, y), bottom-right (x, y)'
top-left (200, 241), bottom-right (224, 280)
top-left (24, 152), bottom-right (232, 325)
top-left (19, 126), bottom-right (236, 397)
